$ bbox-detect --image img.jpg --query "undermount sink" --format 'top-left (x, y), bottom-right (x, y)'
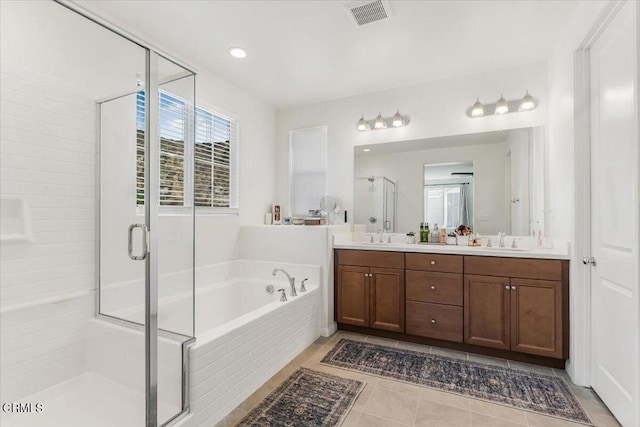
top-left (479, 246), bottom-right (533, 252)
top-left (357, 241), bottom-right (404, 246)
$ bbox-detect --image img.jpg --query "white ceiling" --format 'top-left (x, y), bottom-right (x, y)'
top-left (73, 0), bottom-right (580, 109)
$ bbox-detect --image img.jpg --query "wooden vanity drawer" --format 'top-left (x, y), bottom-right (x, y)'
top-left (405, 253), bottom-right (463, 273)
top-left (406, 271), bottom-right (463, 306)
top-left (464, 256), bottom-right (563, 281)
top-left (406, 301), bottom-right (463, 342)
top-left (336, 250), bottom-right (404, 269)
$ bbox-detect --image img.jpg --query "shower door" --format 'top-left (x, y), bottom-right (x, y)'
top-left (99, 50), bottom-right (196, 426)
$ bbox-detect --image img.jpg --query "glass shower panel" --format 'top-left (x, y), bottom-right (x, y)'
top-left (354, 177), bottom-right (396, 233)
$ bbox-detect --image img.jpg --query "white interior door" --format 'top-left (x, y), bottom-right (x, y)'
top-left (589, 2), bottom-right (639, 426)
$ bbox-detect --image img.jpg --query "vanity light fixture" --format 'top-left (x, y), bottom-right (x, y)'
top-left (392, 110), bottom-right (405, 127)
top-left (470, 98), bottom-right (484, 118)
top-left (356, 115), bottom-right (370, 131)
top-left (469, 92), bottom-right (536, 118)
top-left (519, 90), bottom-right (535, 111)
top-left (228, 47), bottom-right (247, 59)
top-left (495, 94), bottom-right (509, 115)
top-left (374, 112), bottom-right (387, 129)
top-left (357, 111), bottom-right (408, 131)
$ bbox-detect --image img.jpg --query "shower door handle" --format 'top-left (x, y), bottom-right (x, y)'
top-left (383, 220), bottom-right (391, 230)
top-left (128, 223), bottom-right (148, 261)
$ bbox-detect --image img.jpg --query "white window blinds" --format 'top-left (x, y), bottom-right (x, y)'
top-left (136, 90), bottom-right (239, 210)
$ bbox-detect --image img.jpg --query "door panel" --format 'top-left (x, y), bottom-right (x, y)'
top-left (510, 279), bottom-right (562, 358)
top-left (336, 265), bottom-right (369, 326)
top-left (370, 268), bottom-right (404, 332)
top-left (464, 275), bottom-right (510, 350)
top-left (590, 2), bottom-right (639, 425)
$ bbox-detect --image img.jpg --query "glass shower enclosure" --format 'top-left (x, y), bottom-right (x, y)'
top-left (354, 176), bottom-right (397, 233)
top-left (0, 2), bottom-right (196, 426)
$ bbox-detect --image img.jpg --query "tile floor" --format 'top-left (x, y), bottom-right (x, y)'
top-left (217, 331), bottom-right (621, 427)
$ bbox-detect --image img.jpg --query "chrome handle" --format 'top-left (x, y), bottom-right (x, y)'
top-left (583, 257), bottom-right (596, 266)
top-left (430, 285), bottom-right (436, 290)
top-left (431, 319), bottom-right (436, 324)
top-left (430, 261), bottom-right (436, 265)
top-left (128, 223), bottom-right (148, 261)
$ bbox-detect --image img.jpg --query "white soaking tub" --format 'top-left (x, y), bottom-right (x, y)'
top-left (179, 260), bottom-right (322, 427)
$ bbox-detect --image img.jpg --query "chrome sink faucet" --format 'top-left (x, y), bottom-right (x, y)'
top-left (378, 229), bottom-right (383, 243)
top-left (498, 232), bottom-right (506, 248)
top-left (272, 268), bottom-right (296, 297)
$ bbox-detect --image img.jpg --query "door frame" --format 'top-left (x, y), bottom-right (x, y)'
top-left (573, 0), bottom-right (640, 417)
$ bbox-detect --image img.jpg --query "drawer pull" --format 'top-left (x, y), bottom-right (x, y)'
top-left (431, 319), bottom-right (436, 324)
top-left (430, 261), bottom-right (436, 265)
top-left (430, 285), bottom-right (436, 290)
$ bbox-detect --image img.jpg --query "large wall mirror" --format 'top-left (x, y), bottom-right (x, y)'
top-left (354, 127), bottom-right (545, 236)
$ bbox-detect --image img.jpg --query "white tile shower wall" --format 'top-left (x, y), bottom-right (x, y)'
top-left (0, 62), bottom-right (96, 400)
top-left (184, 288), bottom-right (320, 426)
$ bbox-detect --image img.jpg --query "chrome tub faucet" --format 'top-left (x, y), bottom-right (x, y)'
top-left (272, 268), bottom-right (297, 297)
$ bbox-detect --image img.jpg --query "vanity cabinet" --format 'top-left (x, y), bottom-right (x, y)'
top-left (405, 254), bottom-right (464, 342)
top-left (464, 257), bottom-right (567, 359)
top-left (334, 249), bottom-right (569, 365)
top-left (335, 250), bottom-right (405, 332)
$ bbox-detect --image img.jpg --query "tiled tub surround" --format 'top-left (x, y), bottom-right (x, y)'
top-left (179, 260), bottom-right (322, 426)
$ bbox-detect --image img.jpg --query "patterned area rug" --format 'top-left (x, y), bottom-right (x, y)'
top-left (235, 367), bottom-right (364, 427)
top-left (321, 339), bottom-right (593, 425)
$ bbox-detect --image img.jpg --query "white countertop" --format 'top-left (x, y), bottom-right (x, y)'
top-left (333, 238), bottom-right (571, 260)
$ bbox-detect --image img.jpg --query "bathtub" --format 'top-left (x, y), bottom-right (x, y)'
top-left (179, 260), bottom-right (322, 427)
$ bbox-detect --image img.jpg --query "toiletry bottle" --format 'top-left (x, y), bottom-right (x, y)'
top-left (425, 223), bottom-right (430, 244)
top-left (419, 223), bottom-right (424, 243)
top-left (432, 223), bottom-right (439, 243)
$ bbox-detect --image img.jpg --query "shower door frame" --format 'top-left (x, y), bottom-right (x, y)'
top-left (53, 2), bottom-right (197, 426)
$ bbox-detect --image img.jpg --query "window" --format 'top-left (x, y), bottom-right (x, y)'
top-left (289, 126), bottom-right (327, 216)
top-left (424, 186), bottom-right (461, 229)
top-left (136, 91), bottom-right (239, 211)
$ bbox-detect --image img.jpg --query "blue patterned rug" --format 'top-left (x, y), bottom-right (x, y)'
top-left (235, 367), bottom-right (364, 426)
top-left (321, 339), bottom-right (592, 425)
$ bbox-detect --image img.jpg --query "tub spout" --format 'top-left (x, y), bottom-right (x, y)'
top-left (272, 268), bottom-right (297, 297)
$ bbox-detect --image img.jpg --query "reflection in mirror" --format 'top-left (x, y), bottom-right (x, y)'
top-left (354, 127), bottom-right (545, 236)
top-left (354, 176), bottom-right (396, 232)
top-left (424, 162), bottom-right (474, 231)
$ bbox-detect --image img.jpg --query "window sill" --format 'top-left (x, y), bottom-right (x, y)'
top-left (136, 207), bottom-right (239, 217)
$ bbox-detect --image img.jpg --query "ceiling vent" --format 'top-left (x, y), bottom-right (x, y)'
top-left (344, 0), bottom-right (393, 27)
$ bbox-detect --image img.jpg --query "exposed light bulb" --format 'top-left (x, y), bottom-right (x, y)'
top-left (392, 110), bottom-right (404, 127)
top-left (519, 90), bottom-right (535, 111)
top-left (356, 115), bottom-right (370, 131)
top-left (471, 98), bottom-right (484, 118)
top-left (374, 112), bottom-right (387, 129)
top-left (495, 94), bottom-right (509, 115)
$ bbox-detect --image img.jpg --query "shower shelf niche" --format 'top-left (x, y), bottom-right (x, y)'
top-left (1, 197), bottom-right (33, 243)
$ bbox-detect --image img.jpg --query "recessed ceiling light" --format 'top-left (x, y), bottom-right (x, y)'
top-left (363, 148), bottom-right (371, 152)
top-left (229, 47), bottom-right (247, 59)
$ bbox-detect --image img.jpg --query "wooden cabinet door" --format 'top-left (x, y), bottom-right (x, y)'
top-left (336, 265), bottom-right (369, 327)
top-left (369, 268), bottom-right (405, 332)
top-left (464, 274), bottom-right (511, 350)
top-left (510, 278), bottom-right (563, 358)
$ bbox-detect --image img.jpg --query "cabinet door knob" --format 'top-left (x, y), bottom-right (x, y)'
top-left (430, 319), bottom-right (436, 324)
top-left (511, 286), bottom-right (516, 290)
top-left (430, 261), bottom-right (436, 265)
top-left (505, 285), bottom-right (510, 290)
top-left (430, 285), bottom-right (436, 290)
